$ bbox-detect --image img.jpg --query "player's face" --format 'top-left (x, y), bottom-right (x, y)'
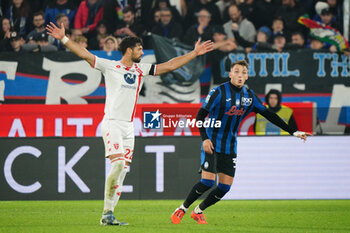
top-left (268, 94), bottom-right (279, 108)
top-left (229, 64), bottom-right (248, 88)
top-left (131, 44), bottom-right (144, 63)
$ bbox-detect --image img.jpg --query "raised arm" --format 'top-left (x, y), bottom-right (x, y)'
top-left (155, 39), bottom-right (214, 75)
top-left (46, 22), bottom-right (95, 67)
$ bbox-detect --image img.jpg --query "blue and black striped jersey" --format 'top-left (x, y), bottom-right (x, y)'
top-left (201, 82), bottom-right (266, 155)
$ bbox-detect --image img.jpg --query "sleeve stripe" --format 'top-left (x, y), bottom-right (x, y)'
top-left (150, 64), bottom-right (157, 76)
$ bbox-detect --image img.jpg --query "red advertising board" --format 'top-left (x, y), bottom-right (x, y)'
top-left (0, 103), bottom-right (314, 137)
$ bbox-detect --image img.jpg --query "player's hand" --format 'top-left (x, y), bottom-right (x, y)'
top-left (293, 131), bottom-right (313, 142)
top-left (194, 39), bottom-right (214, 56)
top-left (46, 22), bottom-right (65, 40)
top-left (203, 139), bottom-right (214, 154)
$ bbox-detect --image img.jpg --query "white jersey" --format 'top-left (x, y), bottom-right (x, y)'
top-left (93, 55), bottom-right (157, 121)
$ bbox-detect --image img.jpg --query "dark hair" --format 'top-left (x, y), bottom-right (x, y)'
top-left (265, 89), bottom-right (281, 107)
top-left (0, 17), bottom-right (11, 38)
top-left (292, 31), bottom-right (304, 39)
top-left (122, 6), bottom-right (134, 14)
top-left (56, 13), bottom-right (68, 22)
top-left (231, 60), bottom-right (249, 69)
top-left (119, 36), bottom-right (143, 55)
top-left (33, 11), bottom-right (45, 18)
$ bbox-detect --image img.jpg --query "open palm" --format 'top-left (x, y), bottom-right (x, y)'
top-left (194, 40), bottom-right (214, 56)
top-left (46, 22), bottom-right (65, 40)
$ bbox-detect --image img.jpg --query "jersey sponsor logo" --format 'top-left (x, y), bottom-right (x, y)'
top-left (124, 73), bottom-right (137, 84)
top-left (226, 98), bottom-right (231, 102)
top-left (241, 97), bottom-right (252, 106)
top-left (143, 110), bottom-right (162, 129)
top-left (225, 106), bottom-right (246, 116)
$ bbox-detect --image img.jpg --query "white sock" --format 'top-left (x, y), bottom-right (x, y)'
top-left (194, 205), bottom-right (203, 214)
top-left (103, 158), bottom-right (125, 212)
top-left (180, 204), bottom-right (188, 212)
top-left (111, 165), bottom-right (128, 212)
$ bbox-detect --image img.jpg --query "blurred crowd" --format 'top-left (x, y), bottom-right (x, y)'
top-left (0, 0), bottom-right (346, 53)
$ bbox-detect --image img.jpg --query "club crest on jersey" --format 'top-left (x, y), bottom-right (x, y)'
top-left (241, 97), bottom-right (252, 106)
top-left (124, 73), bottom-right (136, 84)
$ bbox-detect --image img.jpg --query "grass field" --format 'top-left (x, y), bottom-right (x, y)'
top-left (1, 200), bottom-right (350, 233)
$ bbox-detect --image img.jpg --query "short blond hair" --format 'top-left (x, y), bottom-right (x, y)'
top-left (74, 35), bottom-right (87, 44)
top-left (104, 36), bottom-right (119, 50)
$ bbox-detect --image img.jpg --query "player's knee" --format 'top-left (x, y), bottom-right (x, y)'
top-left (217, 183), bottom-right (231, 195)
top-left (200, 178), bottom-right (215, 188)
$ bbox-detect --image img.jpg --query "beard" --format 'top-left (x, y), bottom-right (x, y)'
top-left (132, 56), bottom-right (141, 63)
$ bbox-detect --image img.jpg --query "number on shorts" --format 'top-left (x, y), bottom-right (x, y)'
top-left (124, 149), bottom-right (134, 161)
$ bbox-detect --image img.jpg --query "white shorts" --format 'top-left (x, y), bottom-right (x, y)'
top-left (101, 117), bottom-right (134, 163)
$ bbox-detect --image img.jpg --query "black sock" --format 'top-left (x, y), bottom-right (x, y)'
top-left (183, 182), bottom-right (212, 208)
top-left (198, 187), bottom-right (227, 211)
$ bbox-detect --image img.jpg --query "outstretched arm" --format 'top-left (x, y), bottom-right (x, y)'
top-left (46, 22), bottom-right (95, 67)
top-left (155, 39), bottom-right (214, 75)
top-left (260, 109), bottom-right (312, 142)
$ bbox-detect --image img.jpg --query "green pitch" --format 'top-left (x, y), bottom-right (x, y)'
top-left (1, 200), bottom-right (349, 233)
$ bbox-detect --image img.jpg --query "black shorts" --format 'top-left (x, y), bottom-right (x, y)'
top-left (200, 150), bottom-right (237, 177)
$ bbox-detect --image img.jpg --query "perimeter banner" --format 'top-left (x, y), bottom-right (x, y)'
top-left (1, 136), bottom-right (349, 200)
top-left (0, 103), bottom-right (314, 137)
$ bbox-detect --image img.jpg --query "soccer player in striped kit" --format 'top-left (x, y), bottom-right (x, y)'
top-left (46, 22), bottom-right (214, 226)
top-left (171, 60), bottom-right (311, 224)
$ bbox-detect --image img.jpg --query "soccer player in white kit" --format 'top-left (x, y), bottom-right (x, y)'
top-left (46, 22), bottom-right (214, 226)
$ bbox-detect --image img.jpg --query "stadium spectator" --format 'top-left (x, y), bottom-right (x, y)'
top-left (314, 1), bottom-right (342, 33)
top-left (74, 0), bottom-right (104, 35)
top-left (233, 24), bottom-right (273, 52)
top-left (185, 0), bottom-right (221, 28)
top-left (151, 0), bottom-right (183, 26)
top-left (255, 89), bottom-right (298, 135)
top-left (0, 18), bottom-right (12, 51)
top-left (44, 0), bottom-right (76, 27)
top-left (309, 36), bottom-right (327, 51)
top-left (48, 13), bottom-right (70, 50)
top-left (149, 8), bottom-right (161, 31)
top-left (0, 17), bottom-right (11, 40)
top-left (270, 16), bottom-right (290, 42)
top-left (23, 31), bottom-right (58, 52)
top-left (6, 0), bottom-right (32, 36)
top-left (114, 7), bottom-right (146, 39)
top-left (26, 11), bottom-right (45, 43)
top-left (88, 20), bottom-right (108, 50)
top-left (70, 28), bottom-right (82, 41)
top-left (151, 8), bottom-right (183, 42)
top-left (223, 4), bottom-right (256, 43)
top-left (272, 31), bottom-right (287, 52)
top-left (103, 35), bottom-right (119, 54)
top-left (183, 8), bottom-right (214, 46)
top-left (275, 0), bottom-right (305, 35)
top-left (73, 34), bottom-right (88, 49)
top-left (8, 31), bottom-right (24, 52)
top-left (211, 25), bottom-right (236, 53)
top-left (56, 13), bottom-right (69, 30)
top-left (327, 0), bottom-right (343, 27)
top-left (287, 31), bottom-right (305, 49)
